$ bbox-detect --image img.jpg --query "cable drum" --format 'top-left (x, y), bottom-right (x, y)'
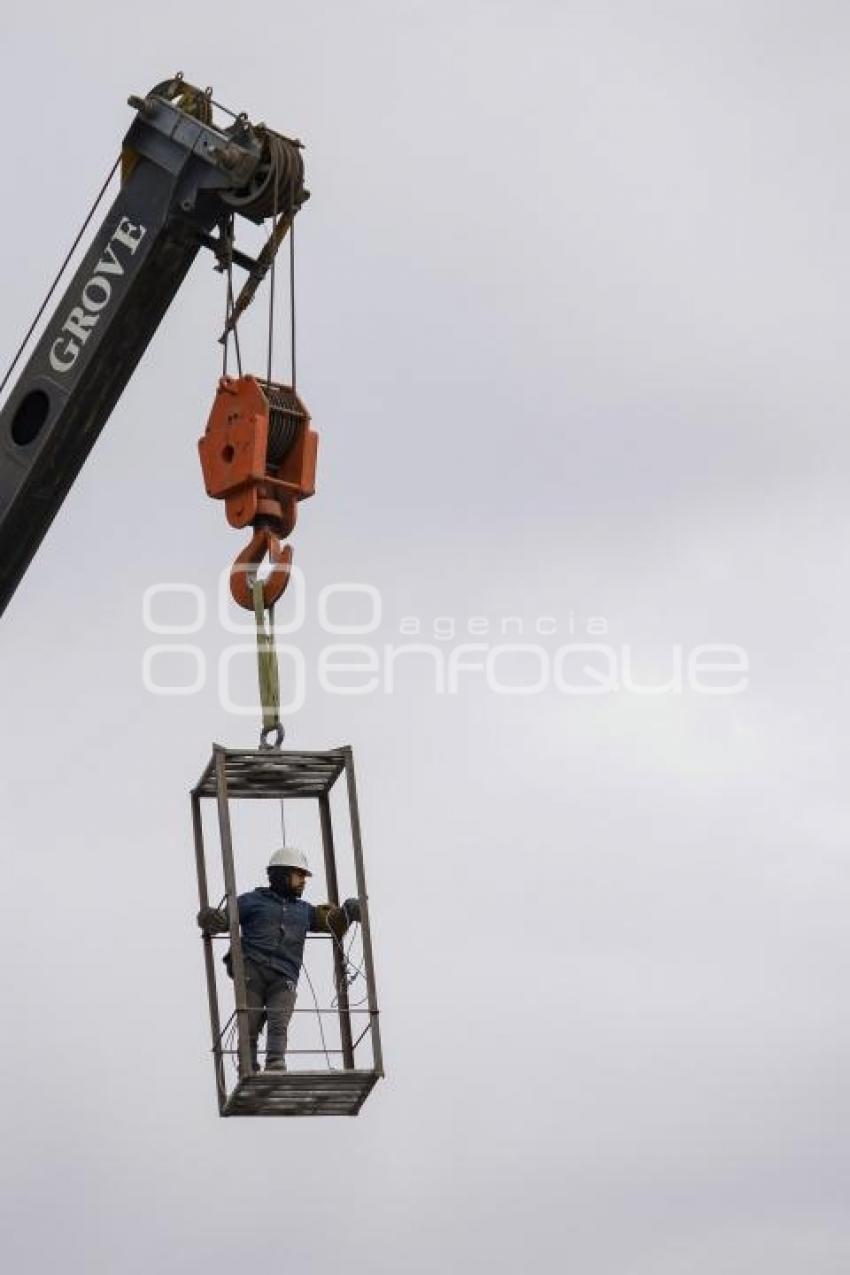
top-left (221, 129), bottom-right (305, 222)
top-left (260, 380), bottom-right (306, 465)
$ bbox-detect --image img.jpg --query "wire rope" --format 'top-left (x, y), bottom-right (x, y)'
top-left (0, 155), bottom-right (121, 399)
top-left (301, 959), bottom-right (334, 1070)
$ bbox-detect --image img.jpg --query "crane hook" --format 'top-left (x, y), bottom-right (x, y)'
top-left (230, 526), bottom-right (293, 610)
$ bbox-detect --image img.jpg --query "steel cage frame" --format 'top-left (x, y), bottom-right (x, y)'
top-left (190, 743), bottom-right (383, 1117)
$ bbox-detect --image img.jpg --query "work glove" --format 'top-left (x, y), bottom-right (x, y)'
top-left (196, 905), bottom-right (228, 934)
top-left (342, 897), bottom-right (361, 925)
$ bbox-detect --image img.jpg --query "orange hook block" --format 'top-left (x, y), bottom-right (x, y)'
top-left (198, 375), bottom-right (318, 609)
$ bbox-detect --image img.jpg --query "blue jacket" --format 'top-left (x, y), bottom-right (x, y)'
top-left (238, 887), bottom-right (318, 984)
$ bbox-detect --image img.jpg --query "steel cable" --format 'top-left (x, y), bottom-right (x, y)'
top-left (0, 155), bottom-right (121, 399)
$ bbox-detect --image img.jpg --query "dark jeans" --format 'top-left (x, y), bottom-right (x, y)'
top-left (244, 957), bottom-right (297, 1069)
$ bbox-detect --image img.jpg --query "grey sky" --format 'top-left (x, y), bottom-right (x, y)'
top-left (1, 2), bottom-right (850, 1272)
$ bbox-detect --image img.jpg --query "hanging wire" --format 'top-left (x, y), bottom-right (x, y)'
top-left (266, 161), bottom-right (279, 386)
top-left (267, 158), bottom-right (297, 389)
top-left (344, 923), bottom-right (367, 981)
top-left (301, 960), bottom-right (334, 1070)
top-left (221, 215), bottom-right (243, 378)
top-left (0, 155), bottom-right (121, 399)
top-left (216, 1007), bottom-right (241, 1078)
top-left (229, 269), bottom-right (243, 374)
top-left (289, 173), bottom-right (297, 390)
top-left (225, 1017), bottom-right (240, 1077)
top-left (328, 923), bottom-right (367, 1007)
top-left (221, 218), bottom-right (231, 377)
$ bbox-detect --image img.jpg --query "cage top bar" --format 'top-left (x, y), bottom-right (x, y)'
top-left (193, 745), bottom-right (348, 799)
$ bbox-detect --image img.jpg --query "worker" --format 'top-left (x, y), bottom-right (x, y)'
top-left (197, 846), bottom-right (361, 1072)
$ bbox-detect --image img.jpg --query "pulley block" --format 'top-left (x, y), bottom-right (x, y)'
top-left (198, 374), bottom-right (318, 609)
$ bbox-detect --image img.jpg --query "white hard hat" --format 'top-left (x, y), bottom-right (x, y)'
top-left (268, 846), bottom-right (312, 876)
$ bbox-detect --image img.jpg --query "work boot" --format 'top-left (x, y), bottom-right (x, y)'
top-left (265, 1056), bottom-right (287, 1072)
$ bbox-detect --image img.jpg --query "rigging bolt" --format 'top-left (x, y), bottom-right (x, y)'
top-left (127, 95), bottom-right (155, 117)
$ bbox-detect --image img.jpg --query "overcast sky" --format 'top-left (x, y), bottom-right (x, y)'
top-left (2, 2), bottom-right (850, 1272)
